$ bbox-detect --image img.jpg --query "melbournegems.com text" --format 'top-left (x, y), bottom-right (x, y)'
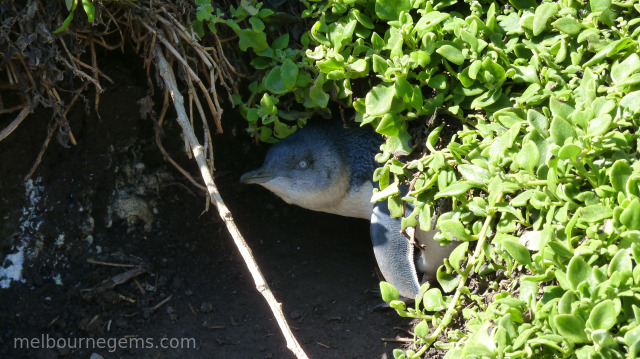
top-left (14, 334), bottom-right (197, 353)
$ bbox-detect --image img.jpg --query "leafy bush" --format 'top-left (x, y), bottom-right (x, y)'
top-left (197, 0), bottom-right (640, 357)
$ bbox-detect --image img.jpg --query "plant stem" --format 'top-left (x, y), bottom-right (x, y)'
top-left (411, 193), bottom-right (503, 358)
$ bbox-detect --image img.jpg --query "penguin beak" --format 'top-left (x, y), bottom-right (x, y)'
top-left (240, 168), bottom-right (277, 184)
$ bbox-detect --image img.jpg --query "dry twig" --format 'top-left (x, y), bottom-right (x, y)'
top-left (0, 107), bottom-right (30, 142)
top-left (154, 47), bottom-right (309, 359)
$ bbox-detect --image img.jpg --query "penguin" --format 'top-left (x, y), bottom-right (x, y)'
top-left (240, 122), bottom-right (455, 298)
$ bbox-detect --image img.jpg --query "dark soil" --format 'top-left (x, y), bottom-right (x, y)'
top-left (0, 53), bottom-right (412, 358)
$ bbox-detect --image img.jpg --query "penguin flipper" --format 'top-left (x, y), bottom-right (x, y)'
top-left (370, 200), bottom-right (421, 299)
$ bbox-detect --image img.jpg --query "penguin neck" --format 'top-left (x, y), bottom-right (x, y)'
top-left (323, 181), bottom-right (374, 220)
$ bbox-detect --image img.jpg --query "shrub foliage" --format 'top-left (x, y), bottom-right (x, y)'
top-left (196, 0), bottom-right (640, 357)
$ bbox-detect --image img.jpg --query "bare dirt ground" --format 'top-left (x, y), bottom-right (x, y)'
top-left (0, 51), bottom-right (413, 358)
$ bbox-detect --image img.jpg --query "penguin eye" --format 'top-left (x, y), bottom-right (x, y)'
top-left (296, 160), bottom-right (310, 169)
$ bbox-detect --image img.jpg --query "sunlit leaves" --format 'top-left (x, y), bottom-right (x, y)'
top-left (375, 0), bottom-right (412, 21)
top-left (366, 84), bottom-right (395, 116)
top-left (222, 0), bottom-right (640, 357)
top-left (555, 315), bottom-right (589, 343)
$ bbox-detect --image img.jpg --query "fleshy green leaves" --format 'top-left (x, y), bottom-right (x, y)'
top-left (380, 281), bottom-right (400, 302)
top-left (501, 239), bottom-right (531, 266)
top-left (280, 59), bottom-right (298, 90)
top-left (590, 0), bottom-right (612, 13)
top-left (550, 117), bottom-right (575, 146)
top-left (555, 315), bottom-right (589, 343)
top-left (366, 84), bottom-right (395, 117)
top-left (238, 29), bottom-right (268, 52)
top-left (533, 3), bottom-right (558, 36)
top-left (567, 256), bottom-right (592, 291)
top-left (225, 0), bottom-right (640, 357)
top-left (375, 0), bottom-right (412, 21)
top-left (423, 288), bottom-right (448, 311)
top-left (588, 300), bottom-right (617, 331)
top-left (437, 44), bottom-right (465, 65)
top-left (620, 198), bottom-right (640, 231)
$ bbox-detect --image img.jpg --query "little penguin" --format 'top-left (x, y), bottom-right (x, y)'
top-left (240, 122), bottom-right (456, 298)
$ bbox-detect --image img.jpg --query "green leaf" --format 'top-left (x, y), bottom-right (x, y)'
top-left (53, 11), bottom-right (75, 34)
top-left (435, 181), bottom-right (475, 198)
top-left (482, 57), bottom-right (506, 83)
top-left (241, 0), bottom-right (260, 16)
top-left (590, 0), bottom-right (612, 13)
top-left (260, 93), bottom-right (276, 114)
top-left (346, 59), bottom-right (367, 73)
top-left (584, 38), bottom-right (635, 68)
top-left (273, 120), bottom-right (296, 138)
top-left (533, 3), bottom-right (559, 36)
top-left (280, 59), bottom-right (298, 91)
top-left (375, 0), bottom-right (412, 21)
top-left (317, 57), bottom-right (344, 73)
top-left (567, 255), bottom-right (592, 290)
top-left (376, 113), bottom-right (402, 136)
top-left (509, 0), bottom-right (537, 11)
top-left (249, 17), bottom-right (265, 32)
top-left (558, 143), bottom-right (582, 162)
top-left (366, 84), bottom-right (395, 116)
top-left (371, 32), bottom-right (385, 51)
top-left (383, 131), bottom-right (413, 156)
top-left (527, 109), bottom-right (549, 136)
top-left (552, 17), bottom-right (583, 36)
top-left (621, 90), bottom-right (640, 113)
top-left (380, 281), bottom-right (400, 302)
top-left (457, 164), bottom-right (491, 184)
top-left (264, 67), bottom-right (288, 94)
top-left (511, 190), bottom-right (534, 207)
top-left (612, 54), bottom-right (640, 85)
top-left (554, 314), bottom-right (589, 343)
top-left (427, 74), bottom-right (448, 90)
top-left (589, 300), bottom-right (617, 330)
top-left (423, 288), bottom-right (447, 311)
top-left (82, 0), bottom-right (95, 23)
top-left (259, 126), bottom-right (273, 142)
top-left (550, 98), bottom-right (575, 122)
top-left (436, 44), bottom-right (465, 65)
top-left (502, 239), bottom-right (532, 266)
top-left (247, 108), bottom-right (259, 123)
top-left (414, 320), bottom-right (429, 339)
top-left (587, 116), bottom-right (612, 137)
top-left (519, 140), bottom-right (539, 175)
top-left (329, 19), bottom-right (357, 51)
top-left (371, 182), bottom-right (400, 202)
top-left (395, 77), bottom-right (413, 103)
top-left (372, 54), bottom-right (388, 75)
top-left (580, 205), bottom-right (613, 223)
top-left (621, 198), bottom-right (640, 231)
top-left (308, 82), bottom-right (329, 108)
top-left (272, 34), bottom-right (289, 50)
top-left (610, 160), bottom-right (632, 193)
top-left (609, 249), bottom-right (632, 275)
top-left (438, 219), bottom-right (474, 241)
top-left (409, 50), bottom-right (431, 68)
top-left (238, 29), bottom-right (268, 52)
top-left (436, 266), bottom-right (461, 293)
top-left (489, 128), bottom-right (515, 164)
top-left (550, 117), bottom-right (576, 146)
top-left (558, 290), bottom-right (578, 314)
top-left (352, 9), bottom-right (375, 29)
top-left (449, 242), bottom-right (469, 274)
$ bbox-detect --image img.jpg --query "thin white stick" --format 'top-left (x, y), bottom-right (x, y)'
top-left (153, 47), bottom-right (309, 359)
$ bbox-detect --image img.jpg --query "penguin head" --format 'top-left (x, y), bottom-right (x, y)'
top-left (240, 125), bottom-right (351, 211)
